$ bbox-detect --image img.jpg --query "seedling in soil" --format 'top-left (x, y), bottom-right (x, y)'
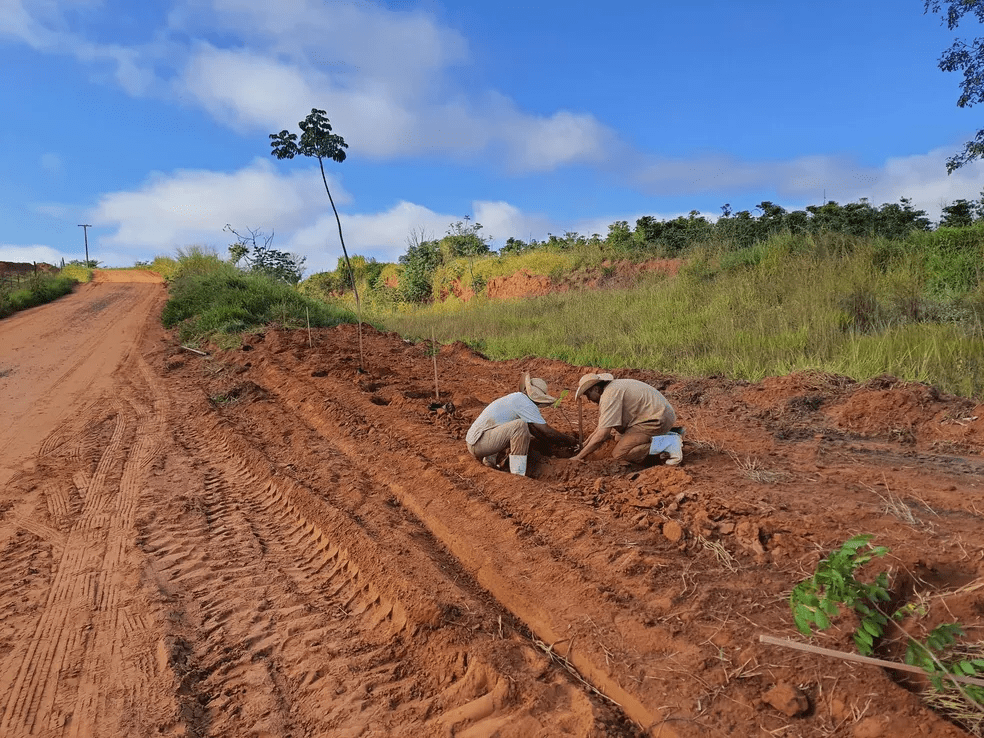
top-left (788, 535), bottom-right (984, 730)
top-left (789, 534), bottom-right (891, 655)
top-left (902, 623), bottom-right (984, 731)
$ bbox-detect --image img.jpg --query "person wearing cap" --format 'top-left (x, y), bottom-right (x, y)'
top-left (570, 373), bottom-right (682, 466)
top-left (466, 373), bottom-right (579, 476)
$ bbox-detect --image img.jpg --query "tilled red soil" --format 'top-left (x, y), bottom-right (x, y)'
top-left (0, 274), bottom-right (982, 737)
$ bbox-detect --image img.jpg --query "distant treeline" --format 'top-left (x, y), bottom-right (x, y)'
top-left (302, 197), bottom-right (984, 305)
top-left (504, 197), bottom-right (944, 256)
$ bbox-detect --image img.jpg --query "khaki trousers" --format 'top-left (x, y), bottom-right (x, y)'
top-left (467, 419), bottom-right (532, 459)
top-left (611, 419), bottom-right (674, 463)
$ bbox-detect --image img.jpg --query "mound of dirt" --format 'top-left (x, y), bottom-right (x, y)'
top-left (0, 260), bottom-right (57, 274)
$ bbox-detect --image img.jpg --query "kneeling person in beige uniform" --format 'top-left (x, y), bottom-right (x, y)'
top-left (571, 373), bottom-right (682, 465)
top-left (467, 373), bottom-right (578, 476)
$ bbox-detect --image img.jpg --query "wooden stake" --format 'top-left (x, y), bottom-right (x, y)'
top-left (432, 328), bottom-right (440, 401)
top-left (306, 306), bottom-right (312, 348)
top-left (759, 635), bottom-right (984, 687)
top-left (577, 396), bottom-right (584, 445)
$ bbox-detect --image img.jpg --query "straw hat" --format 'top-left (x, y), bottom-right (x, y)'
top-left (574, 372), bottom-right (615, 400)
top-left (522, 372), bottom-right (557, 405)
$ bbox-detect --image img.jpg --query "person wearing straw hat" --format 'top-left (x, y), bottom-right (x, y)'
top-left (466, 373), bottom-right (578, 476)
top-left (571, 373), bottom-right (682, 466)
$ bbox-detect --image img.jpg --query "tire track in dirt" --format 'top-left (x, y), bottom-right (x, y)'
top-left (0, 404), bottom-right (127, 735)
top-left (38, 401), bottom-right (104, 460)
top-left (0, 415), bottom-right (126, 734)
top-left (64, 354), bottom-right (171, 738)
top-left (250, 357), bottom-right (695, 735)
top-left (0, 297), bottom-right (173, 738)
top-left (144, 391), bottom-right (608, 736)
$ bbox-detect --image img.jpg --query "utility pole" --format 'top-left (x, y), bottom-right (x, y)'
top-left (77, 224), bottom-right (92, 266)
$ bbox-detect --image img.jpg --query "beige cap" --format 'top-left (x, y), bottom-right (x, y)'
top-left (574, 372), bottom-right (615, 400)
top-left (522, 372), bottom-right (557, 405)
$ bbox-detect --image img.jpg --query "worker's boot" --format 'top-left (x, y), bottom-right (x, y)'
top-left (508, 454), bottom-right (528, 476)
top-left (649, 432), bottom-right (683, 466)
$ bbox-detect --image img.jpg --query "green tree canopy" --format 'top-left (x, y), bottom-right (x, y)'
top-left (925, 1), bottom-right (984, 171)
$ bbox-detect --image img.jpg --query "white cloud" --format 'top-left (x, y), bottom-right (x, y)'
top-left (174, 0), bottom-right (468, 97)
top-left (629, 146), bottom-right (984, 221)
top-left (769, 147), bottom-right (984, 220)
top-left (180, 45), bottom-right (321, 133)
top-left (0, 244), bottom-right (73, 266)
top-left (472, 201), bottom-right (551, 243)
top-left (89, 158), bottom-right (352, 261)
top-left (5, 0), bottom-right (615, 172)
top-left (855, 148), bottom-right (984, 216)
top-left (496, 106), bottom-right (614, 173)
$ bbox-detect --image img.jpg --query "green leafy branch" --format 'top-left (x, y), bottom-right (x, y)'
top-left (789, 534), bottom-right (891, 655)
top-left (905, 623), bottom-right (984, 701)
top-left (789, 535), bottom-right (984, 726)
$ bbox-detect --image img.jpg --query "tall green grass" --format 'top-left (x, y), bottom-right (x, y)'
top-left (149, 255), bottom-right (179, 281)
top-left (161, 259), bottom-right (356, 347)
top-left (374, 233), bottom-right (984, 399)
top-left (0, 274), bottom-right (77, 319)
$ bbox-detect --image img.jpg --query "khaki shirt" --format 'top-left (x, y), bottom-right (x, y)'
top-left (597, 379), bottom-right (675, 432)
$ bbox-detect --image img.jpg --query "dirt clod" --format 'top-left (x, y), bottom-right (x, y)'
top-left (762, 682), bottom-right (810, 717)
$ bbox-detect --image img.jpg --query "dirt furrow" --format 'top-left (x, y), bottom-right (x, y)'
top-left (247, 355), bottom-right (697, 733)
top-left (149, 377), bottom-right (617, 735)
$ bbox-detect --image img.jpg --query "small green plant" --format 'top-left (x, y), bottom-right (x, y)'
top-left (789, 536), bottom-right (984, 730)
top-left (904, 623), bottom-right (984, 694)
top-left (904, 623), bottom-right (984, 732)
top-left (551, 389), bottom-right (569, 409)
top-left (789, 534), bottom-right (891, 654)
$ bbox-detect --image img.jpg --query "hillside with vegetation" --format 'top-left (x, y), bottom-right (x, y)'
top-left (293, 198), bottom-right (984, 400)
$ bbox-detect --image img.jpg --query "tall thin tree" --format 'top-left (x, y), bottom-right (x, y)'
top-left (270, 109), bottom-right (364, 370)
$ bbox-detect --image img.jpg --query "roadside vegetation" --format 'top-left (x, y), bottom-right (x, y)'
top-left (375, 228), bottom-right (984, 399)
top-left (0, 271), bottom-right (77, 319)
top-left (292, 198), bottom-right (982, 399)
top-left (160, 246), bottom-right (356, 348)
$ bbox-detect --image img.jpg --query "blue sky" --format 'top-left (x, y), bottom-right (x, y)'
top-left (3, 0), bottom-right (984, 274)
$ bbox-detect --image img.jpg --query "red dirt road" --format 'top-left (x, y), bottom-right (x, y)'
top-left (0, 272), bottom-right (982, 737)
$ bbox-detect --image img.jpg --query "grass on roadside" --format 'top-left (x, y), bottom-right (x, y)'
top-left (161, 260), bottom-right (357, 347)
top-left (0, 274), bottom-right (78, 319)
top-left (374, 234), bottom-right (984, 399)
